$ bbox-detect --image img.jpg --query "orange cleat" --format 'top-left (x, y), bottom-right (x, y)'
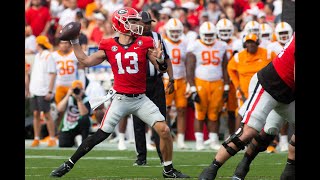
top-left (48, 139), bottom-right (57, 147)
top-left (266, 145), bottom-right (277, 153)
top-left (31, 139), bottom-right (40, 147)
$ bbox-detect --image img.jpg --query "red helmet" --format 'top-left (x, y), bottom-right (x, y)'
top-left (112, 7), bottom-right (144, 36)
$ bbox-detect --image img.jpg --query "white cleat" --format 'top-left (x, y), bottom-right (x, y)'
top-left (118, 141), bottom-right (127, 150)
top-left (177, 142), bottom-right (189, 149)
top-left (204, 139), bottom-right (211, 145)
top-left (196, 143), bottom-right (206, 151)
top-left (210, 142), bottom-right (221, 150)
top-left (147, 143), bottom-right (156, 151)
top-left (279, 142), bottom-right (289, 152)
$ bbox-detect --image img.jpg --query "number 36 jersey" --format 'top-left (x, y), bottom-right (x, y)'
top-left (99, 36), bottom-right (155, 94)
top-left (186, 39), bottom-right (228, 81)
top-left (51, 50), bottom-right (79, 87)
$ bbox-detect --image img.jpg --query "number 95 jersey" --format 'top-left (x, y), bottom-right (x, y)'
top-left (99, 36), bottom-right (155, 94)
top-left (186, 39), bottom-right (228, 81)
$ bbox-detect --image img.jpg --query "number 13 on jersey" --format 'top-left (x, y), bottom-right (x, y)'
top-left (115, 52), bottom-right (139, 74)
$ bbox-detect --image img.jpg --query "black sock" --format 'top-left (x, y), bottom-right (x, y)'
top-left (243, 152), bottom-right (254, 163)
top-left (210, 159), bottom-right (222, 169)
top-left (286, 158), bottom-right (295, 165)
top-left (70, 129), bottom-right (110, 164)
top-left (164, 164), bottom-right (173, 172)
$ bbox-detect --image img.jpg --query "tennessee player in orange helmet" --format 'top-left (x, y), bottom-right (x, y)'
top-left (163, 18), bottom-right (189, 149)
top-left (215, 18), bottom-right (238, 139)
top-left (186, 21), bottom-right (229, 151)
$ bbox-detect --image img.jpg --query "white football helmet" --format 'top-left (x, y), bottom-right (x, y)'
top-left (259, 23), bottom-right (273, 41)
top-left (244, 20), bottom-right (260, 36)
top-left (165, 18), bottom-right (184, 42)
top-left (199, 21), bottom-right (217, 45)
top-left (275, 21), bottom-right (293, 44)
top-left (216, 18), bottom-right (234, 41)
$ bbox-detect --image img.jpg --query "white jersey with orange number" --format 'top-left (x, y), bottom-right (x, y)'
top-left (267, 41), bottom-right (284, 55)
top-left (187, 39), bottom-right (227, 81)
top-left (52, 50), bottom-right (79, 86)
top-left (163, 37), bottom-right (188, 79)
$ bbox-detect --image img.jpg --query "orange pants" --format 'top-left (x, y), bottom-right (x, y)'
top-left (163, 78), bottom-right (188, 108)
top-left (195, 78), bottom-right (224, 121)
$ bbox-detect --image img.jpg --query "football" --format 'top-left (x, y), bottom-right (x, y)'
top-left (58, 21), bottom-right (81, 41)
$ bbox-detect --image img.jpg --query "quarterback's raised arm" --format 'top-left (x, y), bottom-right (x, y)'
top-left (71, 41), bottom-right (106, 67)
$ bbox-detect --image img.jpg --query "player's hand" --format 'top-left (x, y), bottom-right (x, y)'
top-left (165, 79), bottom-right (175, 94)
top-left (148, 40), bottom-right (163, 62)
top-left (236, 87), bottom-right (246, 102)
top-left (190, 92), bottom-right (201, 103)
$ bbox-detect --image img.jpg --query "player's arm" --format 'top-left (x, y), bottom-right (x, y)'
top-left (186, 52), bottom-right (196, 87)
top-left (72, 41), bottom-right (106, 67)
top-left (227, 56), bottom-right (240, 89)
top-left (222, 52), bottom-right (230, 86)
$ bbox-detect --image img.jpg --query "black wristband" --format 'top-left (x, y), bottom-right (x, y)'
top-left (169, 78), bottom-right (174, 83)
top-left (156, 60), bottom-right (167, 71)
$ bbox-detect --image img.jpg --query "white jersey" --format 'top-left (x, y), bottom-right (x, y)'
top-left (259, 39), bottom-right (271, 49)
top-left (51, 50), bottom-right (79, 87)
top-left (267, 41), bottom-right (283, 55)
top-left (187, 39), bottom-right (227, 81)
top-left (29, 50), bottom-right (56, 96)
top-left (163, 37), bottom-right (188, 79)
top-left (224, 37), bottom-right (238, 60)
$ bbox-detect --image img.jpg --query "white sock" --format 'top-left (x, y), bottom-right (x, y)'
top-left (163, 161), bottom-right (172, 166)
top-left (146, 132), bottom-right (151, 144)
top-left (50, 136), bottom-right (56, 140)
top-left (118, 133), bottom-right (126, 143)
top-left (280, 135), bottom-right (288, 144)
top-left (209, 132), bottom-right (219, 143)
top-left (34, 136), bottom-right (40, 140)
top-left (195, 132), bottom-right (204, 144)
top-left (177, 133), bottom-right (185, 144)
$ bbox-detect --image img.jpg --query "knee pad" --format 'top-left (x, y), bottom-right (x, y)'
top-left (222, 126), bottom-right (248, 156)
top-left (252, 133), bottom-right (276, 152)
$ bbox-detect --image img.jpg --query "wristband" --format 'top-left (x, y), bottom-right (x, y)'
top-left (190, 86), bottom-right (197, 93)
top-left (224, 84), bottom-right (230, 91)
top-left (156, 60), bottom-right (167, 71)
top-left (169, 78), bottom-right (174, 83)
top-left (70, 39), bottom-right (80, 45)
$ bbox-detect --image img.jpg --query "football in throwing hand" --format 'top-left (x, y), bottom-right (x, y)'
top-left (58, 21), bottom-right (81, 41)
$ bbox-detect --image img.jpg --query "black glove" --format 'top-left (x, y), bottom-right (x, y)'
top-left (223, 90), bottom-right (229, 102)
top-left (223, 84), bottom-right (230, 102)
top-left (191, 92), bottom-right (201, 103)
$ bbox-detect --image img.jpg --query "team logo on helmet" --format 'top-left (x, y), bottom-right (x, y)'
top-left (118, 9), bottom-right (128, 14)
top-left (111, 46), bottom-right (118, 52)
top-left (137, 40), bottom-right (143, 46)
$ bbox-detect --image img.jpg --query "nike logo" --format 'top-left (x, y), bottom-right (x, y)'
top-left (134, 47), bottom-right (139, 49)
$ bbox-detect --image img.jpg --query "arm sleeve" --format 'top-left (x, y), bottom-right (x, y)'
top-left (227, 57), bottom-right (240, 89)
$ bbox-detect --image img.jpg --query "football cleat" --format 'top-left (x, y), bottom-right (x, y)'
top-left (231, 175), bottom-right (244, 180)
top-left (163, 168), bottom-right (190, 178)
top-left (233, 157), bottom-right (250, 179)
top-left (50, 162), bottom-right (74, 177)
top-left (133, 159), bottom-right (147, 166)
top-left (198, 165), bottom-right (218, 180)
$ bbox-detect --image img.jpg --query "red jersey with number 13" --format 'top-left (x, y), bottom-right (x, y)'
top-left (99, 36), bottom-right (155, 94)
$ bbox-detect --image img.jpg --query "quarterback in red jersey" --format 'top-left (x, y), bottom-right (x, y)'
top-left (50, 7), bottom-right (190, 178)
top-left (199, 34), bottom-right (295, 180)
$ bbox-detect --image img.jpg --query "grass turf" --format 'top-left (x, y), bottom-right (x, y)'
top-left (25, 148), bottom-right (287, 179)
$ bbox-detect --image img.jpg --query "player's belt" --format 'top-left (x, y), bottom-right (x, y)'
top-left (116, 92), bottom-right (143, 97)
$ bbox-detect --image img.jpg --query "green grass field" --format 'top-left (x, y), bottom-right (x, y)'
top-left (25, 148), bottom-right (287, 180)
